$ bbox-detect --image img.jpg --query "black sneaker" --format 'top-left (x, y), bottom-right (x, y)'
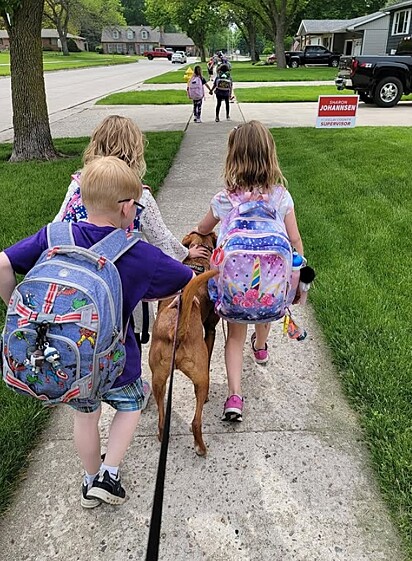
top-left (87, 470), bottom-right (126, 505)
top-left (81, 482), bottom-right (101, 509)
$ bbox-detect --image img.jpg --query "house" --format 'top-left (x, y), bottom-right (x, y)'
top-left (101, 26), bottom-right (195, 55)
top-left (385, 0), bottom-right (412, 53)
top-left (295, 12), bottom-right (389, 56)
top-left (0, 29), bottom-right (87, 52)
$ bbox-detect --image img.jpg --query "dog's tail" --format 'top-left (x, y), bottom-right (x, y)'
top-left (177, 269), bottom-right (218, 341)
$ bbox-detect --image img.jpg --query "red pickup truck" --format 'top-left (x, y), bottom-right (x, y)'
top-left (143, 48), bottom-right (172, 61)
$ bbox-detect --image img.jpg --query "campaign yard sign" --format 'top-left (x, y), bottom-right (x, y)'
top-left (316, 95), bottom-right (359, 128)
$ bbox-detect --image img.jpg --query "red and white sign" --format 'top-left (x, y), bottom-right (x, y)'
top-left (316, 95), bottom-right (359, 128)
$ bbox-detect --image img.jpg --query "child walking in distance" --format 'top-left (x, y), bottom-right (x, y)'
top-left (209, 64), bottom-right (233, 122)
top-left (196, 121), bottom-right (304, 422)
top-left (54, 115), bottom-right (209, 354)
top-left (187, 65), bottom-right (212, 123)
top-left (0, 157), bottom-right (194, 507)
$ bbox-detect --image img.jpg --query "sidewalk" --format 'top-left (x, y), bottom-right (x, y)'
top-left (0, 106), bottom-right (407, 561)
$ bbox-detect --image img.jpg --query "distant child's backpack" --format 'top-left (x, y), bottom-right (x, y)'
top-left (210, 187), bottom-right (295, 323)
top-left (2, 222), bottom-right (140, 405)
top-left (215, 72), bottom-right (232, 94)
top-left (187, 75), bottom-right (205, 100)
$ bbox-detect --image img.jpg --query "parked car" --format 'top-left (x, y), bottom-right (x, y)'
top-left (335, 36), bottom-right (412, 107)
top-left (171, 51), bottom-right (187, 64)
top-left (143, 48), bottom-right (172, 61)
top-left (285, 45), bottom-right (341, 68)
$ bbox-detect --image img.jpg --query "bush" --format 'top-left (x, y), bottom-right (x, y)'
top-left (95, 45), bottom-right (104, 54)
top-left (67, 38), bottom-right (81, 53)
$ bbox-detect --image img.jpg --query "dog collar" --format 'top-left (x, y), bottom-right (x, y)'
top-left (188, 264), bottom-right (205, 275)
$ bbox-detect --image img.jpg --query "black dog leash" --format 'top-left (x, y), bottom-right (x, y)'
top-left (145, 295), bottom-right (182, 561)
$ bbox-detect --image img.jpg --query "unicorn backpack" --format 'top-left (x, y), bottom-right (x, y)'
top-left (187, 75), bottom-right (204, 100)
top-left (209, 187), bottom-right (296, 323)
top-left (2, 222), bottom-right (140, 405)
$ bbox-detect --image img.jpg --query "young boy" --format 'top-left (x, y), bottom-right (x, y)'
top-left (0, 156), bottom-right (193, 508)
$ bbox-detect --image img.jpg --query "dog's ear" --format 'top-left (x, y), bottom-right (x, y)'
top-left (181, 233), bottom-right (193, 248)
top-left (209, 231), bottom-right (217, 247)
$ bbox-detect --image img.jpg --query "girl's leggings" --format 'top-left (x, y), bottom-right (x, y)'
top-left (193, 99), bottom-right (203, 119)
top-left (216, 95), bottom-right (230, 119)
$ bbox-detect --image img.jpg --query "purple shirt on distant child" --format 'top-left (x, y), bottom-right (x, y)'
top-left (5, 222), bottom-right (193, 388)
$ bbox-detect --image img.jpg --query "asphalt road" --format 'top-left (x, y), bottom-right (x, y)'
top-left (0, 57), bottom-right (195, 135)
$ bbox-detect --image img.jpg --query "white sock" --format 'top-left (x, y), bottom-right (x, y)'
top-left (84, 472), bottom-right (98, 488)
top-left (101, 463), bottom-right (119, 478)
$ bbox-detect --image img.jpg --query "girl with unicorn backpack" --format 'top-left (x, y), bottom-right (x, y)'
top-left (196, 121), bottom-right (306, 422)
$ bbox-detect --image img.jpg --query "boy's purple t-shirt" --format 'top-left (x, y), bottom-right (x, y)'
top-left (4, 222), bottom-right (193, 388)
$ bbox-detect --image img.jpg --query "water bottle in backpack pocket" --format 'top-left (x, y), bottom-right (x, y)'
top-left (1, 222), bottom-right (139, 406)
top-left (209, 188), bottom-right (295, 323)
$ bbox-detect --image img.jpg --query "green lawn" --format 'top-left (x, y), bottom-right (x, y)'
top-left (0, 130), bottom-right (184, 515)
top-left (97, 86), bottom-right (412, 105)
top-left (96, 89), bottom-right (191, 105)
top-left (274, 127), bottom-right (412, 557)
top-left (0, 51), bottom-right (140, 76)
top-left (145, 61), bottom-right (338, 84)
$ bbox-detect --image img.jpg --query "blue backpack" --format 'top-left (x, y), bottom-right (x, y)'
top-left (209, 188), bottom-right (296, 323)
top-left (2, 222), bottom-right (140, 405)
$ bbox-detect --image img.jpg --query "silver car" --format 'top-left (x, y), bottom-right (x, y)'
top-left (171, 51), bottom-right (187, 64)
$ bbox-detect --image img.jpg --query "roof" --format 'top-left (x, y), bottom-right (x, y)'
top-left (101, 26), bottom-right (194, 46)
top-left (0, 29), bottom-right (85, 40)
top-left (297, 12), bottom-right (387, 35)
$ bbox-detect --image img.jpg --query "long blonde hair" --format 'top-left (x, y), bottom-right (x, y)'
top-left (83, 115), bottom-right (146, 179)
top-left (224, 120), bottom-right (286, 193)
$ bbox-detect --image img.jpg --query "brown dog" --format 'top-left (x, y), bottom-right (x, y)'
top-left (149, 232), bottom-right (219, 456)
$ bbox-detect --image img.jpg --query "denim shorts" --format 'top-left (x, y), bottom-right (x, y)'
top-left (69, 378), bottom-right (146, 414)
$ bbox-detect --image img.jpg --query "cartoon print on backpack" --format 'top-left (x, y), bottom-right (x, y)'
top-left (210, 189), bottom-right (294, 323)
top-left (2, 221), bottom-right (140, 405)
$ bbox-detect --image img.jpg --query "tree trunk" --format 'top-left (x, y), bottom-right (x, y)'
top-left (7, 0), bottom-right (59, 161)
top-left (198, 44), bottom-right (207, 62)
top-left (60, 35), bottom-right (69, 56)
top-left (275, 21), bottom-right (287, 68)
top-left (248, 22), bottom-right (258, 62)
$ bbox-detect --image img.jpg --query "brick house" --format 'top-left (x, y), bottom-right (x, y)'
top-left (0, 29), bottom-right (86, 52)
top-left (101, 26), bottom-right (195, 55)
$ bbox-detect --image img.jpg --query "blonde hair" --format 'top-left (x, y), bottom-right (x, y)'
top-left (224, 120), bottom-right (286, 193)
top-left (81, 156), bottom-right (142, 213)
top-left (83, 115), bottom-right (147, 179)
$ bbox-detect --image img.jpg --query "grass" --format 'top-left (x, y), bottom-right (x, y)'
top-left (145, 61), bottom-right (338, 84)
top-left (273, 127), bottom-right (412, 557)
top-left (97, 86), bottom-right (412, 106)
top-left (96, 89), bottom-right (191, 105)
top-left (0, 130), bottom-right (184, 515)
top-left (0, 51), bottom-right (140, 76)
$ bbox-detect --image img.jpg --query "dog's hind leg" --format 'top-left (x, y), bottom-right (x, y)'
top-left (180, 352), bottom-right (209, 457)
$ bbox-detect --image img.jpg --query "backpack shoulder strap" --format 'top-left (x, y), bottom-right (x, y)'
top-left (90, 229), bottom-right (141, 263)
top-left (47, 222), bottom-right (75, 248)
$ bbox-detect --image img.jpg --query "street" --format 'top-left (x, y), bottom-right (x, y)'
top-left (0, 58), bottom-right (196, 136)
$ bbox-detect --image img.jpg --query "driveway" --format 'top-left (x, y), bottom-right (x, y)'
top-left (0, 58), bottom-right (197, 136)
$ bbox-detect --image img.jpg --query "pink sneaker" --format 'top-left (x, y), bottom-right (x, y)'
top-left (222, 394), bottom-right (244, 422)
top-left (251, 333), bottom-right (269, 365)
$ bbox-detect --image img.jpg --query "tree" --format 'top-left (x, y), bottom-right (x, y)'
top-left (44, 0), bottom-right (70, 55)
top-left (1, 0), bottom-right (59, 161)
top-left (44, 0), bottom-right (125, 55)
top-left (121, 0), bottom-right (148, 25)
top-left (145, 0), bottom-right (224, 61)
